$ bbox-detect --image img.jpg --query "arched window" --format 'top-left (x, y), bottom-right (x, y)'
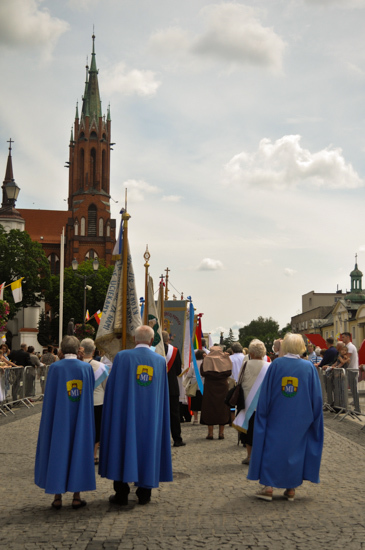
top-left (99, 217), bottom-right (104, 236)
top-left (74, 219), bottom-right (79, 236)
top-left (88, 204), bottom-right (97, 236)
top-left (102, 150), bottom-right (107, 191)
top-left (47, 253), bottom-right (60, 275)
top-left (106, 222), bottom-right (110, 237)
top-left (79, 149), bottom-right (84, 188)
top-left (85, 249), bottom-right (98, 260)
top-left (90, 148), bottom-right (96, 186)
top-left (81, 217), bottom-right (86, 236)
top-left (90, 131), bottom-right (97, 140)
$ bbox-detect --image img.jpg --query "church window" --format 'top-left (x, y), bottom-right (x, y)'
top-left (81, 217), bottom-right (86, 236)
top-left (79, 149), bottom-right (84, 188)
top-left (85, 249), bottom-right (98, 260)
top-left (106, 222), bottom-right (110, 237)
top-left (90, 148), bottom-right (96, 186)
top-left (74, 219), bottom-right (79, 236)
top-left (48, 253), bottom-right (60, 275)
top-left (102, 150), bottom-right (107, 191)
top-left (88, 204), bottom-right (97, 236)
top-left (90, 131), bottom-right (97, 140)
top-left (99, 218), bottom-right (104, 236)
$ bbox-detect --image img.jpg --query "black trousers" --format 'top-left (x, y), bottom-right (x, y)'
top-left (169, 394), bottom-right (182, 443)
top-left (113, 481), bottom-right (151, 501)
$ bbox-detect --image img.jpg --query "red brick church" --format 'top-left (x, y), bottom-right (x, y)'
top-left (2, 35), bottom-right (116, 274)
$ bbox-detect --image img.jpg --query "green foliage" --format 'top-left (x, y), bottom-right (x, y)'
top-left (37, 311), bottom-right (54, 347)
top-left (0, 225), bottom-right (51, 319)
top-left (222, 327), bottom-right (235, 349)
top-left (45, 260), bottom-right (114, 337)
top-left (238, 316), bottom-right (280, 350)
top-left (278, 322), bottom-right (292, 338)
top-left (74, 323), bottom-right (96, 340)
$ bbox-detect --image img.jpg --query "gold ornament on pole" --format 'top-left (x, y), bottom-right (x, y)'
top-left (143, 245), bottom-right (150, 325)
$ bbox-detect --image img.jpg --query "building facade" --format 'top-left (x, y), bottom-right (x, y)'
top-left (18, 34), bottom-right (116, 274)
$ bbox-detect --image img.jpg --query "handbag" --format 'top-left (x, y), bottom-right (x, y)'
top-left (185, 380), bottom-right (198, 397)
top-left (225, 361), bottom-right (247, 410)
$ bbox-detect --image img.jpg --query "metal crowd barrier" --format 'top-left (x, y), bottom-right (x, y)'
top-left (0, 364), bottom-right (50, 417)
top-left (316, 365), bottom-right (364, 423)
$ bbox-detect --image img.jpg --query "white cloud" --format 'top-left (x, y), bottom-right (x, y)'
top-left (67, 0), bottom-right (100, 11)
top-left (161, 195), bottom-right (182, 202)
top-left (103, 62), bottom-right (161, 97)
top-left (284, 268), bottom-right (297, 277)
top-left (149, 27), bottom-right (191, 56)
top-left (197, 258), bottom-right (224, 271)
top-left (304, 0), bottom-right (365, 8)
top-left (359, 245), bottom-right (365, 252)
top-left (149, 3), bottom-right (285, 71)
top-left (224, 135), bottom-right (364, 190)
top-left (123, 179), bottom-right (160, 202)
top-left (0, 0), bottom-right (69, 59)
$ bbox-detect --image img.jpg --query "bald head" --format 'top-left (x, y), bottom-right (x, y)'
top-left (135, 325), bottom-right (154, 345)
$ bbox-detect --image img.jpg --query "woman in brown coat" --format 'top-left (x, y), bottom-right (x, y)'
top-left (200, 346), bottom-right (232, 440)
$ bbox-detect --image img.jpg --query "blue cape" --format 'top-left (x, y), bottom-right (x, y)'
top-left (248, 357), bottom-right (323, 488)
top-left (34, 358), bottom-right (96, 494)
top-left (99, 346), bottom-right (173, 489)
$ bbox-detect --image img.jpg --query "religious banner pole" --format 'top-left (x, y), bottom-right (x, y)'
top-left (121, 190), bottom-right (131, 350)
top-left (164, 267), bottom-right (170, 301)
top-left (143, 245), bottom-right (150, 325)
top-left (159, 274), bottom-right (165, 327)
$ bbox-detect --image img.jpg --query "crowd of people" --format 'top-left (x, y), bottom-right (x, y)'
top-left (3, 328), bottom-right (364, 506)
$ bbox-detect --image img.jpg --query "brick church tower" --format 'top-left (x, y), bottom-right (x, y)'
top-left (65, 34), bottom-right (116, 266)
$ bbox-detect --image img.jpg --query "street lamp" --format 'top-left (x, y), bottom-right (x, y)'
top-left (4, 180), bottom-right (20, 206)
top-left (72, 257), bottom-right (99, 326)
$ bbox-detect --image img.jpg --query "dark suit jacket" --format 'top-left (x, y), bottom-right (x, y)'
top-left (164, 344), bottom-right (181, 397)
top-left (9, 349), bottom-right (31, 367)
top-left (318, 346), bottom-right (338, 368)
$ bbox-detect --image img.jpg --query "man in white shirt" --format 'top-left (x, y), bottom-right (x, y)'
top-left (229, 343), bottom-right (245, 382)
top-left (341, 332), bottom-right (360, 412)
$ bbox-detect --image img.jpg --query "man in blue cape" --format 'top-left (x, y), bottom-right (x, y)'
top-left (99, 325), bottom-right (172, 505)
top-left (248, 333), bottom-right (323, 502)
top-left (34, 335), bottom-right (95, 510)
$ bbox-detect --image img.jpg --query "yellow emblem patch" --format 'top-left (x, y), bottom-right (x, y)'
top-left (67, 379), bottom-right (83, 402)
top-left (136, 365), bottom-right (153, 387)
top-left (281, 376), bottom-right (298, 398)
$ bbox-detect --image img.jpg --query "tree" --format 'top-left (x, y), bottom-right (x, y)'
top-left (222, 328), bottom-right (235, 349)
top-left (0, 225), bottom-right (51, 319)
top-left (279, 322), bottom-right (292, 338)
top-left (45, 260), bottom-right (114, 337)
top-left (238, 316), bottom-right (280, 350)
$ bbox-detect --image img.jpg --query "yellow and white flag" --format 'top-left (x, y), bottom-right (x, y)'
top-left (0, 282), bottom-right (5, 301)
top-left (11, 278), bottom-right (23, 303)
top-left (147, 275), bottom-right (165, 357)
top-left (95, 239), bottom-right (141, 360)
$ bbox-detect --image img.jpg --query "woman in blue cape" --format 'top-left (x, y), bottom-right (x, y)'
top-left (34, 336), bottom-right (96, 510)
top-left (248, 333), bottom-right (323, 502)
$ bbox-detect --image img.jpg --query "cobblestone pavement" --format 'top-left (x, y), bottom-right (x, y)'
top-left (1, 405), bottom-right (365, 549)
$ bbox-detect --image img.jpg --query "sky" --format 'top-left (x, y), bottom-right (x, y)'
top-left (1, 0), bottom-right (365, 343)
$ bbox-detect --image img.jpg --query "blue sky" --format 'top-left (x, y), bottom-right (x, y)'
top-left (1, 0), bottom-right (365, 342)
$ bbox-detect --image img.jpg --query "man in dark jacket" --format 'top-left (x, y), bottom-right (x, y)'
top-left (318, 337), bottom-right (338, 369)
top-left (162, 331), bottom-right (186, 447)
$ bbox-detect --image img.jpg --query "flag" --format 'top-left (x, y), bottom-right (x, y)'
top-left (189, 301), bottom-right (204, 394)
top-left (0, 282), bottom-right (5, 300)
top-left (147, 275), bottom-right (165, 357)
top-left (11, 278), bottom-right (23, 303)
top-left (94, 310), bottom-right (102, 325)
top-left (95, 229), bottom-right (141, 360)
top-left (85, 310), bottom-right (90, 321)
top-left (112, 210), bottom-right (124, 260)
